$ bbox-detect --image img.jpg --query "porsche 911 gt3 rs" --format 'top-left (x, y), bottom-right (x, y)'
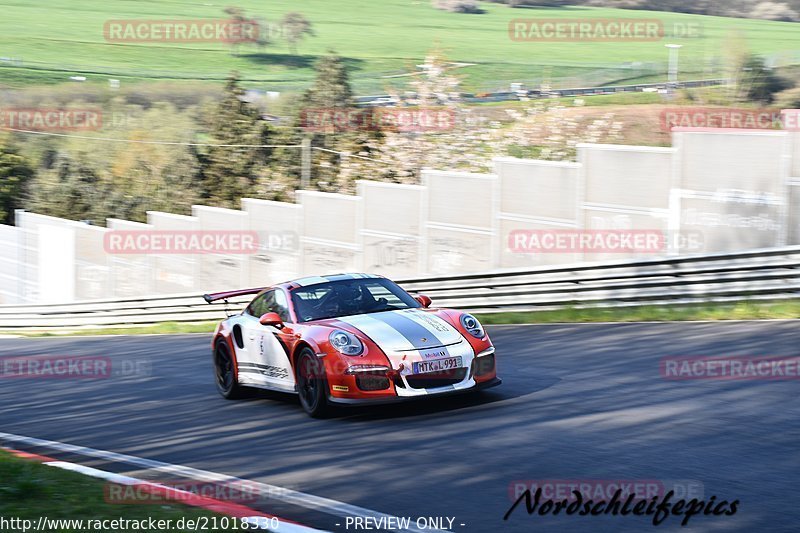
top-left (203, 273), bottom-right (500, 417)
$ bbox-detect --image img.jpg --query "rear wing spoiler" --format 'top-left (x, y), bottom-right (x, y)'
top-left (203, 287), bottom-right (265, 304)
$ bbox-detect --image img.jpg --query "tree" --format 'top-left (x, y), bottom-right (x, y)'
top-left (223, 6), bottom-right (247, 55)
top-left (295, 53), bottom-right (360, 190)
top-left (26, 150), bottom-right (104, 223)
top-left (25, 101), bottom-right (202, 224)
top-left (252, 16), bottom-right (271, 50)
top-left (338, 50), bottom-right (624, 184)
top-left (200, 72), bottom-right (271, 208)
top-left (254, 125), bottom-right (303, 202)
top-left (300, 54), bottom-right (353, 113)
top-left (281, 12), bottom-right (314, 55)
top-left (103, 102), bottom-right (202, 221)
top-left (738, 55), bottom-right (792, 104)
top-left (0, 135), bottom-right (34, 225)
top-left (224, 6), bottom-right (269, 54)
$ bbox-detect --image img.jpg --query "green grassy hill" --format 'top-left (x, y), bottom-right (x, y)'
top-left (1, 0), bottom-right (800, 92)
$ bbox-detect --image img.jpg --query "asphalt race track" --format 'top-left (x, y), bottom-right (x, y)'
top-left (1, 322), bottom-right (798, 532)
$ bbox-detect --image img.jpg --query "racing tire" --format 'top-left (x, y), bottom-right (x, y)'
top-left (214, 340), bottom-right (247, 399)
top-left (295, 348), bottom-right (331, 418)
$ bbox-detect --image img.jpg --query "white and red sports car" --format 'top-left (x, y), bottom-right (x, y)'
top-left (204, 273), bottom-right (500, 417)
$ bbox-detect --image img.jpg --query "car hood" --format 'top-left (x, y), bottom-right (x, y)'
top-left (333, 308), bottom-right (464, 352)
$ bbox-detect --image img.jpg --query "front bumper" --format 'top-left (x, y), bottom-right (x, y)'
top-left (327, 377), bottom-right (502, 406)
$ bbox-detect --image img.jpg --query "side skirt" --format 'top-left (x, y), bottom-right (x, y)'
top-left (238, 378), bottom-right (298, 394)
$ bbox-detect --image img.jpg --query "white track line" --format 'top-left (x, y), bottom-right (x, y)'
top-left (0, 432), bottom-right (444, 533)
top-left (45, 461), bottom-right (143, 484)
top-left (41, 462), bottom-right (311, 532)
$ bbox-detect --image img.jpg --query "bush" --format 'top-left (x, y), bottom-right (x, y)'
top-left (0, 136), bottom-right (34, 225)
top-left (751, 1), bottom-right (800, 21)
top-left (738, 55), bottom-right (792, 104)
top-left (485, 0), bottom-right (573, 6)
top-left (774, 86), bottom-right (800, 108)
top-left (432, 0), bottom-right (485, 13)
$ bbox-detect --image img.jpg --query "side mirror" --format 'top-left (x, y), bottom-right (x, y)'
top-left (259, 312), bottom-right (284, 328)
top-left (415, 294), bottom-right (432, 308)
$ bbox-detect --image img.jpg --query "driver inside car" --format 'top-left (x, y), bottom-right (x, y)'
top-left (296, 281), bottom-right (393, 321)
top-left (330, 283), bottom-right (388, 315)
top-left (334, 283), bottom-right (367, 314)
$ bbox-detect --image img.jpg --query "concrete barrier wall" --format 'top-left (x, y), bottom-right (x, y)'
top-left (675, 191), bottom-right (784, 253)
top-left (580, 144), bottom-right (675, 210)
top-left (297, 190), bottom-right (361, 275)
top-left (676, 130), bottom-right (786, 194)
top-left (789, 181), bottom-right (800, 245)
top-left (75, 224), bottom-right (110, 301)
top-left (16, 212), bottom-right (83, 303)
top-left (0, 224), bottom-right (22, 304)
top-left (673, 130), bottom-right (788, 252)
top-left (146, 211), bottom-right (198, 294)
top-left (11, 127), bottom-right (800, 302)
top-left (494, 158), bottom-right (580, 268)
top-left (357, 180), bottom-right (423, 278)
top-left (579, 144), bottom-right (674, 262)
top-left (786, 131), bottom-right (800, 177)
top-left (192, 205), bottom-right (250, 293)
top-left (242, 198), bottom-right (301, 286)
top-left (422, 170), bottom-right (497, 275)
top-left (107, 218), bottom-right (155, 298)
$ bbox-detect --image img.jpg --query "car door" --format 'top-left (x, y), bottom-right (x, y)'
top-left (238, 289), bottom-right (296, 392)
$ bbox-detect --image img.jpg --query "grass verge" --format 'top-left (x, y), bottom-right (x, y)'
top-left (0, 321), bottom-right (219, 338)
top-left (475, 300), bottom-right (800, 325)
top-left (2, 2), bottom-right (800, 91)
top-left (1, 300), bottom-right (798, 337)
top-left (0, 449), bottom-right (240, 532)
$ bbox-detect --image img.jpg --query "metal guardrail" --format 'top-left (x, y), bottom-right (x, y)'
top-left (538, 78), bottom-right (728, 98)
top-left (0, 246), bottom-right (798, 330)
top-left (358, 79), bottom-right (729, 106)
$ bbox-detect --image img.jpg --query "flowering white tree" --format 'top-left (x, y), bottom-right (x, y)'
top-left (336, 52), bottom-right (623, 190)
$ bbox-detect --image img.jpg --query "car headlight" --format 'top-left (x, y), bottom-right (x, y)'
top-left (329, 330), bottom-right (364, 356)
top-left (460, 313), bottom-right (485, 339)
top-left (344, 365), bottom-right (390, 375)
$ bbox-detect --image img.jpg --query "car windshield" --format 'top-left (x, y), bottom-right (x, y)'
top-left (291, 278), bottom-right (420, 322)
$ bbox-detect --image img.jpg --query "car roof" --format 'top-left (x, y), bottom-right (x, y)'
top-left (279, 273), bottom-right (383, 290)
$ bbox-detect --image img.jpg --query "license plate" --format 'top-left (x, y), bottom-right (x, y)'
top-left (412, 356), bottom-right (462, 374)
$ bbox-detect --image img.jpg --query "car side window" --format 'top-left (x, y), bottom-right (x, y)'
top-left (272, 289), bottom-right (292, 323)
top-left (246, 289), bottom-right (291, 323)
top-left (246, 291), bottom-right (272, 318)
